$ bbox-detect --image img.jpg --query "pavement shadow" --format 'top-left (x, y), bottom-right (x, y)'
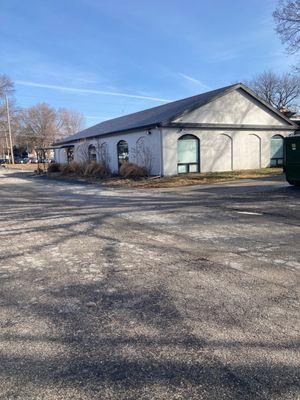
top-left (0, 170), bottom-right (299, 399)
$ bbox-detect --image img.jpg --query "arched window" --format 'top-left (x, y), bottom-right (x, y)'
top-left (88, 145), bottom-right (97, 162)
top-left (270, 135), bottom-right (284, 167)
top-left (177, 134), bottom-right (200, 173)
top-left (117, 140), bottom-right (129, 169)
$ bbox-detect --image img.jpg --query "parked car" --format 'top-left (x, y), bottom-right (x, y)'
top-left (20, 158), bottom-right (30, 164)
top-left (46, 158), bottom-right (55, 164)
top-left (15, 157), bottom-right (29, 164)
top-left (37, 158), bottom-right (47, 163)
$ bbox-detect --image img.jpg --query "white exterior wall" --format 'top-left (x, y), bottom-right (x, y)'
top-left (162, 128), bottom-right (291, 176)
top-left (174, 89), bottom-right (287, 126)
top-left (162, 88), bottom-right (294, 176)
top-left (54, 128), bottom-right (162, 176)
top-left (54, 88), bottom-right (295, 177)
top-left (54, 148), bottom-right (68, 164)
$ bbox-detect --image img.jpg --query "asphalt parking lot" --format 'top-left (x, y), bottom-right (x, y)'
top-left (0, 170), bottom-right (299, 400)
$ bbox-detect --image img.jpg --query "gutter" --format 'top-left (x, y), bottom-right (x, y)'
top-left (162, 122), bottom-right (297, 131)
top-left (53, 123), bottom-right (161, 147)
top-left (159, 127), bottom-right (163, 177)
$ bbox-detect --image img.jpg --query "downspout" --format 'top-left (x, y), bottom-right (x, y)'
top-left (159, 127), bottom-right (163, 177)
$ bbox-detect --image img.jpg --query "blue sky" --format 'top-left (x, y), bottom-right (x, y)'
top-left (0, 0), bottom-right (297, 127)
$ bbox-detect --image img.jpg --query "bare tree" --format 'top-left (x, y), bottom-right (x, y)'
top-left (0, 74), bottom-right (16, 158)
top-left (57, 108), bottom-right (85, 139)
top-left (16, 104), bottom-right (86, 153)
top-left (17, 103), bottom-right (58, 151)
top-left (273, 1), bottom-right (300, 54)
top-left (0, 74), bottom-right (85, 158)
top-left (0, 74), bottom-right (14, 97)
top-left (0, 104), bottom-right (9, 157)
top-left (247, 71), bottom-right (300, 111)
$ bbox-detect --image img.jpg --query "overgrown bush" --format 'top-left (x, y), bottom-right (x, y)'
top-left (60, 163), bottom-right (72, 175)
top-left (60, 161), bottom-right (85, 175)
top-left (34, 167), bottom-right (45, 175)
top-left (71, 161), bottom-right (86, 175)
top-left (84, 162), bottom-right (110, 178)
top-left (119, 162), bottom-right (148, 179)
top-left (47, 163), bottom-right (61, 173)
top-left (59, 161), bottom-right (110, 179)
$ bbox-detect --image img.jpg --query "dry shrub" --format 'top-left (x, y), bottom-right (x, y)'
top-left (71, 161), bottom-right (86, 175)
top-left (60, 161), bottom-right (85, 175)
top-left (34, 167), bottom-right (45, 175)
top-left (60, 164), bottom-right (72, 175)
top-left (119, 162), bottom-right (148, 179)
top-left (59, 161), bottom-right (110, 179)
top-left (84, 162), bottom-right (110, 178)
top-left (47, 163), bottom-right (61, 173)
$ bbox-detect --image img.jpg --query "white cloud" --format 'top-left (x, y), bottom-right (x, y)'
top-left (178, 73), bottom-right (211, 90)
top-left (15, 80), bottom-right (171, 103)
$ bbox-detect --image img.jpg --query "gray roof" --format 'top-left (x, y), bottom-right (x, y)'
top-left (55, 83), bottom-right (296, 145)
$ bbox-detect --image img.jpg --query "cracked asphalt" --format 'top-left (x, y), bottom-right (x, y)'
top-left (0, 169), bottom-right (299, 400)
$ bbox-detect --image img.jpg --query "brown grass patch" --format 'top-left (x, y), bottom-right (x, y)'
top-left (4, 163), bottom-right (40, 171)
top-left (103, 168), bottom-right (284, 189)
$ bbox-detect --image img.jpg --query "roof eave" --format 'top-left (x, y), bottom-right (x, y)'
top-left (164, 83), bottom-right (298, 128)
top-left (161, 122), bottom-right (296, 130)
top-left (237, 83), bottom-right (298, 128)
top-left (162, 84), bottom-right (240, 125)
top-left (53, 123), bottom-right (161, 146)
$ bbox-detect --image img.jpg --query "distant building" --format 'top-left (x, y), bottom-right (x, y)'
top-left (290, 115), bottom-right (300, 135)
top-left (54, 83), bottom-right (298, 175)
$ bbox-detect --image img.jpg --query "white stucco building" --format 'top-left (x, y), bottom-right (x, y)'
top-left (54, 83), bottom-right (297, 176)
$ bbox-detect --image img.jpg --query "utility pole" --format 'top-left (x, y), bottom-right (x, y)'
top-left (5, 94), bottom-right (14, 164)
